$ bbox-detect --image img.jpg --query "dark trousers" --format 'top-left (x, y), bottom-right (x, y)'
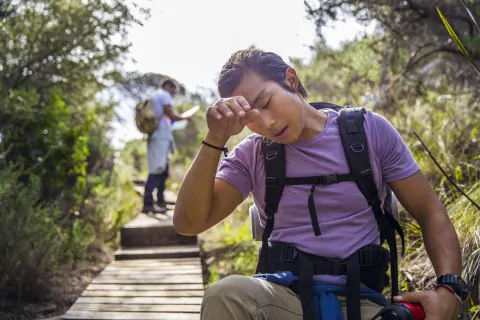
top-left (143, 165), bottom-right (169, 206)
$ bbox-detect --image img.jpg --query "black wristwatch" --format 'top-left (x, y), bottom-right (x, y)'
top-left (436, 274), bottom-right (469, 302)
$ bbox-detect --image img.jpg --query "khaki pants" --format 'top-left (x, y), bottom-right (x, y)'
top-left (201, 275), bottom-right (382, 320)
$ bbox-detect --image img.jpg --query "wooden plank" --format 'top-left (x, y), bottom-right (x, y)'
top-left (115, 245), bottom-right (200, 254)
top-left (120, 217), bottom-right (197, 247)
top-left (102, 267), bottom-right (201, 273)
top-left (100, 269), bottom-right (201, 276)
top-left (115, 246), bottom-right (199, 260)
top-left (75, 296), bottom-right (202, 305)
top-left (111, 258), bottom-right (201, 264)
top-left (105, 264), bottom-right (201, 270)
top-left (63, 311), bottom-right (199, 320)
top-left (110, 257), bottom-right (202, 268)
top-left (82, 290), bottom-right (204, 297)
top-left (69, 303), bottom-right (201, 313)
top-left (92, 276), bottom-right (203, 285)
top-left (95, 273), bottom-right (202, 279)
top-left (123, 213), bottom-right (173, 228)
top-left (93, 274), bottom-right (203, 284)
top-left (86, 284), bottom-right (204, 291)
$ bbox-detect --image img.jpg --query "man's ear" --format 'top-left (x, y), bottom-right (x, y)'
top-left (284, 67), bottom-right (298, 91)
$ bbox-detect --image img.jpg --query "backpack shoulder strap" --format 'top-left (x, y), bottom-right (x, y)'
top-left (337, 107), bottom-right (405, 250)
top-left (338, 108), bottom-right (378, 204)
top-left (256, 139), bottom-right (285, 274)
top-left (337, 107), bottom-right (404, 305)
top-left (263, 139), bottom-right (286, 216)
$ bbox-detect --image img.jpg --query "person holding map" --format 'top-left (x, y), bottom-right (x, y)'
top-left (142, 78), bottom-right (197, 214)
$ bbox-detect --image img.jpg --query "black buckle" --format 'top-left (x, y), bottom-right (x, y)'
top-left (323, 174), bottom-right (338, 185)
top-left (280, 245), bottom-right (298, 262)
top-left (313, 175), bottom-right (338, 185)
top-left (360, 169), bottom-right (372, 180)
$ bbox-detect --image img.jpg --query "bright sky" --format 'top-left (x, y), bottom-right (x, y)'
top-left (111, 0), bottom-right (373, 149)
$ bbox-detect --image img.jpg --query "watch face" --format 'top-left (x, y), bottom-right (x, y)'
top-left (439, 274), bottom-right (469, 300)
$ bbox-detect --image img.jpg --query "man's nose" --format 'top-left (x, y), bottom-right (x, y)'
top-left (259, 111), bottom-right (276, 129)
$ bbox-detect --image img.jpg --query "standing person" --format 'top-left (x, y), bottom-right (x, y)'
top-left (173, 48), bottom-right (467, 319)
top-left (142, 78), bottom-right (190, 214)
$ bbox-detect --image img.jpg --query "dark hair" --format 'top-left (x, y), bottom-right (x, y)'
top-left (161, 78), bottom-right (177, 89)
top-left (218, 47), bottom-right (308, 99)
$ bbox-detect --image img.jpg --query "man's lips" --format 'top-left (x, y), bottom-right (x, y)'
top-left (274, 126), bottom-right (288, 138)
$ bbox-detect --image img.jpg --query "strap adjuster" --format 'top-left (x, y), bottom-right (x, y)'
top-left (280, 245), bottom-right (298, 262)
top-left (266, 177), bottom-right (276, 185)
top-left (360, 169), bottom-right (372, 180)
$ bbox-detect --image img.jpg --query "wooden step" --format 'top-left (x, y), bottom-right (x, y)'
top-left (121, 213), bottom-right (197, 247)
top-left (63, 258), bottom-right (204, 320)
top-left (69, 303), bottom-right (201, 313)
top-left (63, 311), bottom-right (200, 319)
top-left (114, 245), bottom-right (200, 260)
top-left (131, 184), bottom-right (177, 205)
top-left (86, 284), bottom-right (205, 291)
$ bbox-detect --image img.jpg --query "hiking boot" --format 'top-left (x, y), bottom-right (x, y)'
top-left (156, 202), bottom-right (168, 212)
top-left (142, 204), bottom-right (167, 214)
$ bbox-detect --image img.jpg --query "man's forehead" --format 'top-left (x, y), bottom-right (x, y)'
top-left (232, 73), bottom-right (266, 105)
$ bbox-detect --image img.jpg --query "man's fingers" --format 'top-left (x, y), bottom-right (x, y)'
top-left (216, 101), bottom-right (234, 118)
top-left (234, 96), bottom-right (251, 112)
top-left (226, 99), bottom-right (246, 117)
top-left (240, 109), bottom-right (260, 126)
top-left (394, 291), bottom-right (423, 303)
top-left (206, 106), bottom-right (222, 120)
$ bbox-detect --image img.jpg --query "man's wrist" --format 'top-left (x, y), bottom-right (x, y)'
top-left (436, 274), bottom-right (469, 302)
top-left (435, 285), bottom-right (462, 304)
top-left (205, 131), bottom-right (229, 147)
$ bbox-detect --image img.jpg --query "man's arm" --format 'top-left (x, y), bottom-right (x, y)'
top-left (389, 171), bottom-right (462, 277)
top-left (164, 104), bottom-right (188, 121)
top-left (390, 171), bottom-right (461, 320)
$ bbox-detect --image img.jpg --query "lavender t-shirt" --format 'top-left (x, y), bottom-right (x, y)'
top-left (216, 109), bottom-right (419, 284)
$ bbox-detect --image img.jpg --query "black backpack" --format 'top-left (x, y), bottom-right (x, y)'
top-left (256, 103), bottom-right (405, 320)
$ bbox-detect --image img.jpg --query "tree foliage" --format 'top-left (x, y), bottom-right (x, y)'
top-left (0, 0), bottom-right (145, 307)
top-left (304, 0), bottom-right (480, 111)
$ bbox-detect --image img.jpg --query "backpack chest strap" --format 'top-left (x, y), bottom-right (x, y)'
top-left (267, 173), bottom-right (355, 186)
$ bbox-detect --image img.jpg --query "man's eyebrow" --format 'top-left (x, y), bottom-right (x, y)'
top-left (251, 89), bottom-right (266, 107)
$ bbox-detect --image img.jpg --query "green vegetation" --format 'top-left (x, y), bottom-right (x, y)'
top-left (0, 0), bottom-right (144, 313)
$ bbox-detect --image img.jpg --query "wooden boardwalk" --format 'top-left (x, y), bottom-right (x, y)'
top-left (63, 189), bottom-right (204, 320)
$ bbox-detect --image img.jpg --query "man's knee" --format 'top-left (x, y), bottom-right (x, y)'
top-left (201, 275), bottom-right (257, 319)
top-left (203, 275), bottom-right (255, 302)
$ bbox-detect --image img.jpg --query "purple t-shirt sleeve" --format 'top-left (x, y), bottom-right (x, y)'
top-left (215, 136), bottom-right (256, 199)
top-left (370, 112), bottom-right (420, 182)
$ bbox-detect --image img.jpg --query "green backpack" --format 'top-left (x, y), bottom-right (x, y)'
top-left (135, 98), bottom-right (159, 134)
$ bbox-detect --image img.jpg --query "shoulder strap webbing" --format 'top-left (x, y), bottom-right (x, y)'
top-left (256, 140), bottom-right (285, 274)
top-left (338, 107), bottom-right (403, 318)
top-left (337, 107), bottom-right (405, 252)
